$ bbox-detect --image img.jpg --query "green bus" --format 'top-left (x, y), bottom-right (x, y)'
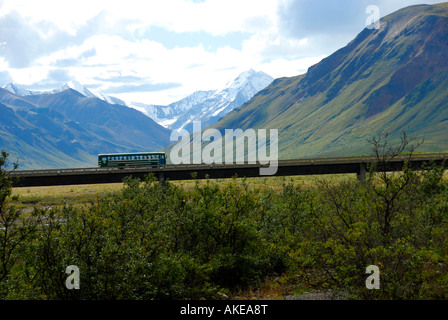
top-left (98, 152), bottom-right (166, 168)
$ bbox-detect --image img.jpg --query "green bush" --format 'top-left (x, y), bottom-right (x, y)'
top-left (291, 162), bottom-right (448, 299)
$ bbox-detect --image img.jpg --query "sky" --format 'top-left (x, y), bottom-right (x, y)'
top-left (0, 0), bottom-right (444, 105)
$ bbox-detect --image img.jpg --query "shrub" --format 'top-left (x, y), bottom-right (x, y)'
top-left (1, 140), bottom-right (447, 300)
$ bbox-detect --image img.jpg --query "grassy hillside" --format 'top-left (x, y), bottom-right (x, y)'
top-left (211, 3), bottom-right (448, 160)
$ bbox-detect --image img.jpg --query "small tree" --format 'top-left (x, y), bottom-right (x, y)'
top-left (0, 151), bottom-right (18, 212)
top-left (367, 131), bottom-right (424, 181)
top-left (366, 131), bottom-right (424, 241)
top-left (0, 151), bottom-right (39, 297)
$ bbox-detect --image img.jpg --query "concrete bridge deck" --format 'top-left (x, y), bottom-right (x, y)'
top-left (10, 153), bottom-right (448, 187)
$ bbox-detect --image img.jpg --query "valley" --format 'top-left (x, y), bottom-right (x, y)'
top-left (1, 1), bottom-right (448, 303)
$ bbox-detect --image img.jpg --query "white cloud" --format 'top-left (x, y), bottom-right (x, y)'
top-left (31, 27), bottom-right (274, 101)
top-left (4, 0), bottom-right (441, 106)
top-left (106, 0), bottom-right (277, 35)
top-left (0, 56), bottom-right (8, 69)
top-left (1, 0), bottom-right (277, 36)
top-left (256, 55), bottom-right (327, 79)
top-left (1, 0), bottom-right (291, 105)
top-left (8, 66), bottom-right (50, 85)
top-left (0, 0), bottom-right (105, 35)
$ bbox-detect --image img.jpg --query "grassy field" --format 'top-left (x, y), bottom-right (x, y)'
top-left (11, 170), bottom-right (446, 214)
top-left (10, 183), bottom-right (124, 213)
top-left (13, 168), bottom-right (447, 207)
top-left (10, 173), bottom-right (359, 213)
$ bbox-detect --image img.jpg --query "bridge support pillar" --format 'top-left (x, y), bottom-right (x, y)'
top-left (158, 172), bottom-right (165, 185)
top-left (357, 163), bottom-right (367, 181)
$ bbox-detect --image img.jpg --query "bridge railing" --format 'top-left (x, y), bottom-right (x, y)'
top-left (10, 153), bottom-right (448, 187)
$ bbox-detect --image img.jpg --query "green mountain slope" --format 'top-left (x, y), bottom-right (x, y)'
top-left (212, 3), bottom-right (448, 159)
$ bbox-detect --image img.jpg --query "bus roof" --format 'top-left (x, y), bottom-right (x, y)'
top-left (98, 152), bottom-right (166, 156)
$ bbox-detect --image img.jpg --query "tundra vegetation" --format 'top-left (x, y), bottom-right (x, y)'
top-left (0, 135), bottom-right (447, 300)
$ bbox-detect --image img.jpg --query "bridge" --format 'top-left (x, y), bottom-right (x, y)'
top-left (10, 153), bottom-right (448, 188)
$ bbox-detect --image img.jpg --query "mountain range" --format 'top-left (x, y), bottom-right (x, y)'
top-left (0, 69), bottom-right (273, 169)
top-left (4, 69), bottom-right (273, 135)
top-left (131, 69), bottom-right (274, 132)
top-left (0, 87), bottom-right (171, 169)
top-left (2, 3), bottom-right (448, 170)
top-left (206, 3), bottom-right (448, 160)
top-left (3, 80), bottom-right (127, 106)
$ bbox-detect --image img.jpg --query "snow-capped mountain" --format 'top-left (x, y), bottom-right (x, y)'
top-left (2, 83), bottom-right (48, 96)
top-left (131, 90), bottom-right (214, 128)
top-left (2, 81), bottom-right (126, 106)
top-left (56, 80), bottom-right (97, 98)
top-left (3, 69), bottom-right (273, 133)
top-left (132, 69), bottom-right (274, 132)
